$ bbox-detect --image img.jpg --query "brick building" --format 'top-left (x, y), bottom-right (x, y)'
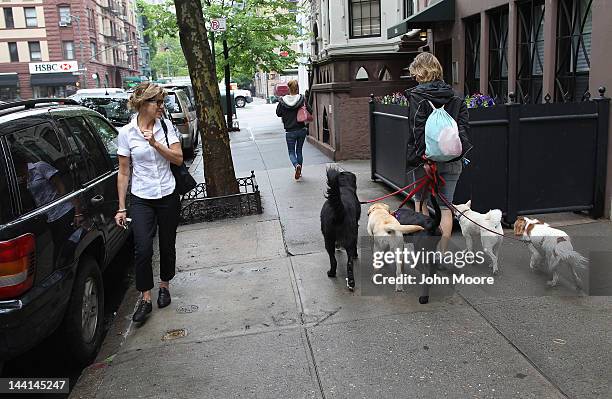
top-left (0, 0), bottom-right (141, 100)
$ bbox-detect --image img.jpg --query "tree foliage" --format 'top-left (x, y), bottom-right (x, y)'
top-left (138, 0), bottom-right (306, 81)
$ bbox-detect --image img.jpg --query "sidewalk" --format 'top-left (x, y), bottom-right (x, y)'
top-left (71, 101), bottom-right (612, 399)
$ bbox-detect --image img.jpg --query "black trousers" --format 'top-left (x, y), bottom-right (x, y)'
top-left (130, 192), bottom-right (180, 292)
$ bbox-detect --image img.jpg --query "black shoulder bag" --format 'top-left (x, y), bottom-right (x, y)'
top-left (160, 119), bottom-right (197, 195)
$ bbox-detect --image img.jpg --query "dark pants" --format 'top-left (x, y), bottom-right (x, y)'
top-left (285, 128), bottom-right (307, 167)
top-left (130, 192), bottom-right (180, 292)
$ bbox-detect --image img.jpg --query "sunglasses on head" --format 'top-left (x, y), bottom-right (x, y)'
top-left (145, 98), bottom-right (164, 106)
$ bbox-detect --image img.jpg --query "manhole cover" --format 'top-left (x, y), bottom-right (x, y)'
top-left (176, 305), bottom-right (199, 314)
top-left (162, 328), bottom-right (187, 341)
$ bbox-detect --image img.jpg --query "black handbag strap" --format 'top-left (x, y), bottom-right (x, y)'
top-left (160, 118), bottom-right (170, 147)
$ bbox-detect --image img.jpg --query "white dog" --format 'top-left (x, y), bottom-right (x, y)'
top-left (453, 201), bottom-right (503, 274)
top-left (367, 203), bottom-right (423, 291)
top-left (514, 216), bottom-right (586, 289)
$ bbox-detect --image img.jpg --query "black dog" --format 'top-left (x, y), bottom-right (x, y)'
top-left (395, 196), bottom-right (442, 304)
top-left (320, 168), bottom-right (360, 290)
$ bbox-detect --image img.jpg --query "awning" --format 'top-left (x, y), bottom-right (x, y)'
top-left (388, 0), bottom-right (455, 39)
top-left (0, 73), bottom-right (18, 87)
top-left (30, 72), bottom-right (78, 86)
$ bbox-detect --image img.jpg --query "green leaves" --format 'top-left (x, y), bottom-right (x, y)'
top-left (139, 0), bottom-right (306, 81)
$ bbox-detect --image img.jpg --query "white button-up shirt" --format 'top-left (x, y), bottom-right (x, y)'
top-left (117, 116), bottom-right (180, 199)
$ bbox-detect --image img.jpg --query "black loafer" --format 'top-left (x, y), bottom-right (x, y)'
top-left (157, 287), bottom-right (171, 308)
top-left (132, 300), bottom-right (152, 322)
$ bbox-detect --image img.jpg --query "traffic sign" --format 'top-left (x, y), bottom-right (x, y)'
top-left (279, 51), bottom-right (289, 57)
top-left (210, 18), bottom-right (227, 32)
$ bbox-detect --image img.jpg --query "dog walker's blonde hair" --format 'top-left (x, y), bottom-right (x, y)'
top-left (408, 52), bottom-right (443, 83)
top-left (287, 79), bottom-right (299, 95)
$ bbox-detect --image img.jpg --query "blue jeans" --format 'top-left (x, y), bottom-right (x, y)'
top-left (286, 128), bottom-right (307, 167)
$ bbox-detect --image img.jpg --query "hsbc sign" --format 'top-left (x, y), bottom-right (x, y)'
top-left (29, 61), bottom-right (79, 74)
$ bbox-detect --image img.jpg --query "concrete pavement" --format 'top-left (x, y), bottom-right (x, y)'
top-left (71, 99), bottom-right (612, 399)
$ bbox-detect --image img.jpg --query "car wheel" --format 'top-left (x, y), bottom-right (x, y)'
top-left (235, 97), bottom-right (246, 108)
top-left (60, 256), bottom-right (104, 367)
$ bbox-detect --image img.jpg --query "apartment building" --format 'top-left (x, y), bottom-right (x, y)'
top-left (0, 0), bottom-right (142, 100)
top-left (308, 0), bottom-right (611, 161)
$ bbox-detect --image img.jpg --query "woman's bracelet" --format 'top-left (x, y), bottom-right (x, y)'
top-left (117, 209), bottom-right (128, 213)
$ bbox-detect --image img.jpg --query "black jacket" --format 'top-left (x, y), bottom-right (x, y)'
top-left (404, 80), bottom-right (472, 167)
top-left (276, 94), bottom-right (312, 132)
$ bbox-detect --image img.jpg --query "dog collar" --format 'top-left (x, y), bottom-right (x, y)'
top-left (455, 210), bottom-right (467, 221)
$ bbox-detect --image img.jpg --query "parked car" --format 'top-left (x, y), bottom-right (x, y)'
top-left (274, 83), bottom-right (290, 97)
top-left (218, 85), bottom-right (253, 108)
top-left (70, 92), bottom-right (134, 128)
top-left (164, 89), bottom-right (198, 157)
top-left (0, 99), bottom-right (130, 367)
top-left (160, 83), bottom-right (195, 107)
top-left (76, 88), bottom-right (126, 96)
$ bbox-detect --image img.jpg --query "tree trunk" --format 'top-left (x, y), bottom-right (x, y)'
top-left (223, 38), bottom-right (234, 130)
top-left (174, 0), bottom-right (238, 197)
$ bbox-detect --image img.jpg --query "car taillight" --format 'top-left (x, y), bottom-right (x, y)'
top-left (0, 234), bottom-right (36, 300)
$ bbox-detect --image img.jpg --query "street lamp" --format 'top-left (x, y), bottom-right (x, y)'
top-left (69, 14), bottom-right (86, 88)
top-left (164, 45), bottom-right (171, 78)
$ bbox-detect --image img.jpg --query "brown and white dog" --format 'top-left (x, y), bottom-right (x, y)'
top-left (367, 203), bottom-right (424, 291)
top-left (514, 216), bottom-right (586, 289)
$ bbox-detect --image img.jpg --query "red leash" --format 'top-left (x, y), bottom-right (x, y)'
top-left (359, 176), bottom-right (427, 204)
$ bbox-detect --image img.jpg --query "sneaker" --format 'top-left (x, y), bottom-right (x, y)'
top-left (294, 164), bottom-right (302, 180)
top-left (132, 299), bottom-right (152, 322)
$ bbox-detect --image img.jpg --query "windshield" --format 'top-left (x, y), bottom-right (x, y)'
top-left (164, 94), bottom-right (182, 113)
top-left (76, 97), bottom-right (133, 126)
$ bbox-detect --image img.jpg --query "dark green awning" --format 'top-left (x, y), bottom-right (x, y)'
top-left (388, 0), bottom-right (455, 39)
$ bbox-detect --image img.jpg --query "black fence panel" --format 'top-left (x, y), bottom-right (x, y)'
top-left (369, 88), bottom-right (610, 224)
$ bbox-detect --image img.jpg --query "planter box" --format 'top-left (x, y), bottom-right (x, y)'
top-left (179, 171), bottom-right (262, 224)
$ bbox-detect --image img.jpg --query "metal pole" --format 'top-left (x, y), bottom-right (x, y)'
top-left (165, 45), bottom-right (170, 78)
top-left (76, 15), bottom-right (86, 89)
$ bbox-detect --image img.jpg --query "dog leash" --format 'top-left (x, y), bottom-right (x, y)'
top-left (359, 176), bottom-right (427, 205)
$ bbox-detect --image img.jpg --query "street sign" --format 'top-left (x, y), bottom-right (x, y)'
top-left (210, 18), bottom-right (227, 32)
top-left (279, 51), bottom-right (289, 57)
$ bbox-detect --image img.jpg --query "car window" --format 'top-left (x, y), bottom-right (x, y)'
top-left (77, 97), bottom-right (134, 127)
top-left (85, 115), bottom-right (119, 168)
top-left (58, 117), bottom-right (110, 182)
top-left (164, 94), bottom-right (182, 113)
top-left (0, 154), bottom-right (12, 223)
top-left (4, 123), bottom-right (76, 216)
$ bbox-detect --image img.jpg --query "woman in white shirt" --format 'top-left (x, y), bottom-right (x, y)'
top-left (115, 83), bottom-right (184, 323)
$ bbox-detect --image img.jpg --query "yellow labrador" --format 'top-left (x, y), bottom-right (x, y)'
top-left (367, 203), bottom-right (424, 291)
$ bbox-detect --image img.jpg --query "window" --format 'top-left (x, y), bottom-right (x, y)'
top-left (404, 0), bottom-right (414, 19)
top-left (87, 8), bottom-right (93, 30)
top-left (464, 16), bottom-right (481, 96)
top-left (85, 115), bottom-right (119, 168)
top-left (58, 5), bottom-right (70, 24)
top-left (5, 123), bottom-right (76, 216)
top-left (24, 7), bottom-right (37, 28)
top-left (164, 94), bottom-right (182, 113)
top-left (488, 7), bottom-right (509, 103)
top-left (349, 0), bottom-right (381, 38)
top-left (29, 41), bottom-right (41, 61)
top-left (0, 157), bottom-right (11, 223)
top-left (3, 8), bottom-right (14, 29)
top-left (63, 41), bottom-right (75, 60)
top-left (8, 42), bottom-right (18, 62)
top-left (355, 66), bottom-right (369, 81)
top-left (555, 0), bottom-right (592, 102)
top-left (91, 42), bottom-right (97, 60)
top-left (58, 117), bottom-right (110, 182)
top-left (517, 0), bottom-right (545, 103)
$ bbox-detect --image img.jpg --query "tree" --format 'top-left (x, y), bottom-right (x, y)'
top-left (174, 0), bottom-right (238, 196)
top-left (150, 36), bottom-right (189, 78)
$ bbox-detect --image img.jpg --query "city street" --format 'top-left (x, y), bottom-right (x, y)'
top-left (68, 99), bottom-right (612, 399)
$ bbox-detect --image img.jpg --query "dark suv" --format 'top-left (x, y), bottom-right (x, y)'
top-left (0, 99), bottom-right (129, 367)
